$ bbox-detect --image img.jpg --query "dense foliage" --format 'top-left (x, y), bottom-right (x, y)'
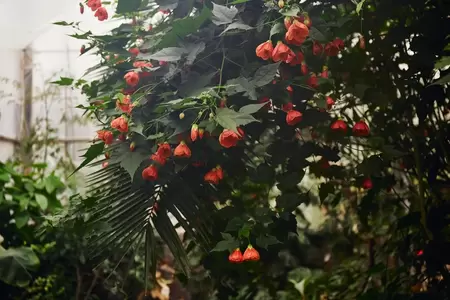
top-left (49, 0), bottom-right (450, 299)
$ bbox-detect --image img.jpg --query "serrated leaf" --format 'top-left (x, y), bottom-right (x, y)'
top-left (211, 2), bottom-right (238, 25)
top-left (119, 151), bottom-right (148, 180)
top-left (281, 5), bottom-right (300, 17)
top-left (157, 7), bottom-right (211, 48)
top-left (146, 47), bottom-right (186, 61)
top-left (185, 42), bottom-right (206, 65)
top-left (215, 108), bottom-right (259, 132)
top-left (0, 246), bottom-right (40, 287)
top-left (356, 0), bottom-right (367, 15)
top-left (211, 239), bottom-right (239, 252)
top-left (70, 143), bottom-right (105, 176)
top-left (256, 235), bottom-right (281, 250)
top-left (430, 73), bottom-right (450, 86)
top-left (220, 22), bottom-right (253, 35)
top-left (116, 0), bottom-right (142, 13)
top-left (435, 57), bottom-right (450, 69)
top-left (51, 77), bottom-right (74, 86)
top-left (270, 23), bottom-right (284, 37)
top-left (35, 194), bottom-right (48, 211)
top-left (309, 27), bottom-right (327, 42)
top-left (15, 211), bottom-right (29, 229)
top-left (250, 62), bottom-right (281, 87)
top-left (239, 102), bottom-right (267, 114)
top-left (147, 132), bottom-right (165, 140)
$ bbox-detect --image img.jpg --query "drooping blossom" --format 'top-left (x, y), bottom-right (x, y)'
top-left (111, 116), bottom-right (129, 133)
top-left (255, 40), bottom-right (274, 60)
top-left (219, 129), bottom-right (240, 148)
top-left (286, 110), bottom-right (302, 126)
top-left (142, 165), bottom-right (158, 181)
top-left (116, 95), bottom-right (133, 114)
top-left (97, 130), bottom-right (113, 145)
top-left (243, 245), bottom-right (260, 261)
top-left (173, 141), bottom-right (191, 158)
top-left (124, 71), bottom-right (139, 87)
top-left (94, 7), bottom-right (108, 21)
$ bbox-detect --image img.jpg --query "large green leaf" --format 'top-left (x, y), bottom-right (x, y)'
top-left (145, 47), bottom-right (187, 62)
top-left (211, 2), bottom-right (238, 25)
top-left (71, 142), bottom-right (105, 176)
top-left (215, 108), bottom-right (259, 132)
top-left (157, 7), bottom-right (212, 48)
top-left (250, 62), bottom-right (281, 87)
top-left (116, 0), bottom-right (142, 13)
top-left (0, 246), bottom-right (39, 287)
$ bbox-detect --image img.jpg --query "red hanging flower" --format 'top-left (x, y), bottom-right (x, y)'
top-left (326, 96), bottom-right (335, 110)
top-left (87, 0), bottom-right (101, 11)
top-left (97, 130), bottom-right (113, 145)
top-left (191, 124), bottom-right (199, 142)
top-left (286, 110), bottom-right (302, 126)
top-left (157, 142), bottom-right (172, 158)
top-left (94, 7), bottom-right (108, 21)
top-left (142, 165), bottom-right (158, 181)
top-left (237, 127), bottom-right (245, 140)
top-left (333, 38), bottom-right (345, 50)
top-left (321, 66), bottom-right (329, 78)
top-left (307, 74), bottom-right (319, 88)
top-left (285, 20), bottom-right (309, 46)
top-left (228, 248), bottom-right (244, 263)
top-left (151, 153), bottom-right (166, 166)
top-left (198, 129), bottom-right (205, 139)
top-left (282, 102), bottom-right (293, 112)
top-left (324, 42), bottom-right (340, 57)
top-left (79, 3), bottom-right (85, 14)
top-left (124, 71), bottom-right (139, 87)
top-left (362, 178), bottom-right (373, 190)
top-left (312, 41), bottom-right (323, 56)
top-left (331, 120), bottom-right (347, 133)
top-left (80, 45), bottom-right (86, 55)
top-left (173, 141), bottom-right (191, 158)
top-left (256, 40), bottom-right (274, 61)
top-left (129, 47), bottom-right (140, 57)
top-left (359, 36), bottom-right (366, 49)
top-left (133, 61), bottom-right (153, 68)
top-left (300, 62), bottom-right (308, 75)
top-left (116, 95), bottom-right (133, 114)
top-left (272, 41), bottom-right (292, 62)
top-left (288, 51), bottom-right (304, 66)
top-left (243, 245), bottom-right (260, 261)
top-left (219, 129), bottom-right (240, 148)
top-left (284, 17), bottom-right (293, 30)
top-left (111, 116), bottom-right (129, 133)
top-left (215, 165), bottom-right (224, 180)
top-left (353, 120), bottom-right (370, 137)
top-left (204, 168), bottom-right (220, 185)
top-left (129, 142), bottom-right (136, 152)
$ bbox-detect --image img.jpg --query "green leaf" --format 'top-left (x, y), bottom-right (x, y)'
top-left (157, 7), bottom-right (211, 48)
top-left (116, 0), bottom-right (142, 13)
top-left (431, 73), bottom-right (450, 86)
top-left (215, 108), bottom-right (259, 132)
top-left (211, 2), bottom-right (238, 25)
top-left (178, 72), bottom-right (216, 97)
top-left (226, 77), bottom-right (257, 100)
top-left (270, 23), bottom-right (284, 38)
top-left (147, 132), bottom-right (165, 140)
top-left (281, 5), bottom-right (300, 17)
top-left (435, 57), bottom-right (450, 69)
top-left (250, 62), bottom-right (281, 87)
top-left (239, 102), bottom-right (267, 114)
top-left (53, 21), bottom-right (74, 26)
top-left (35, 194), bottom-right (48, 211)
top-left (0, 246), bottom-right (39, 287)
top-left (51, 77), bottom-right (74, 86)
top-left (15, 211), bottom-right (29, 229)
top-left (146, 47), bottom-right (186, 62)
top-left (119, 151), bottom-right (148, 180)
top-left (356, 0), bottom-right (367, 15)
top-left (309, 27), bottom-right (327, 42)
top-left (0, 172), bottom-right (10, 182)
top-left (221, 22), bottom-right (254, 35)
top-left (211, 233), bottom-right (240, 252)
top-left (185, 42), bottom-right (206, 65)
top-left (71, 143), bottom-right (105, 176)
top-left (44, 175), bottom-right (64, 194)
top-left (256, 235), bottom-right (281, 250)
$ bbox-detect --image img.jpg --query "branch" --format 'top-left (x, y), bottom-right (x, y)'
top-left (84, 270), bottom-right (99, 300)
top-left (76, 265), bottom-right (83, 300)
